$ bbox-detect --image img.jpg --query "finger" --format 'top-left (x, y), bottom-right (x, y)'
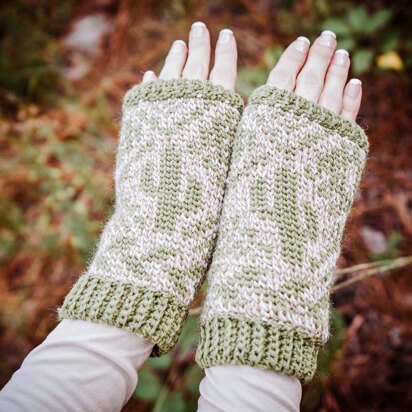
top-left (340, 79), bottom-right (362, 121)
top-left (182, 21), bottom-right (211, 80)
top-left (159, 40), bottom-right (188, 79)
top-left (295, 30), bottom-right (337, 102)
top-left (266, 36), bottom-right (310, 90)
top-left (209, 29), bottom-right (237, 91)
top-left (142, 70), bottom-right (157, 83)
top-left (318, 49), bottom-right (350, 114)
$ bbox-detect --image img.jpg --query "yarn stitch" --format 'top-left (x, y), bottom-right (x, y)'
top-left (59, 79), bottom-right (244, 356)
top-left (196, 86), bottom-right (368, 381)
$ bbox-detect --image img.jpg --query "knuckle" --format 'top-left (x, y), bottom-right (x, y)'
top-left (268, 68), bottom-right (295, 88)
top-left (183, 63), bottom-right (208, 79)
top-left (328, 65), bottom-right (348, 78)
top-left (210, 66), bottom-right (235, 81)
top-left (321, 95), bottom-right (341, 112)
top-left (286, 49), bottom-right (306, 63)
top-left (297, 70), bottom-right (323, 90)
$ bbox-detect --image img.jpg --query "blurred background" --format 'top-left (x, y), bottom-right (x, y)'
top-left (1, 0), bottom-right (411, 410)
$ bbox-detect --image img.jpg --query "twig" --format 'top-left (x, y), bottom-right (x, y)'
top-left (334, 260), bottom-right (386, 278)
top-left (333, 255), bottom-right (412, 291)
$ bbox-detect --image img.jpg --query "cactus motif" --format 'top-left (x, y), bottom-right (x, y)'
top-left (250, 170), bottom-right (317, 267)
top-left (249, 144), bottom-right (320, 267)
top-left (140, 146), bottom-right (202, 233)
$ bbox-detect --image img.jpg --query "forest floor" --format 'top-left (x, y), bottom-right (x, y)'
top-left (1, 1), bottom-right (411, 411)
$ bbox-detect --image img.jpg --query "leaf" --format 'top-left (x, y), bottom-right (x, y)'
top-left (367, 9), bottom-right (392, 32)
top-left (135, 369), bottom-right (162, 400)
top-left (178, 316), bottom-right (199, 354)
top-left (336, 37), bottom-right (356, 52)
top-left (321, 18), bottom-right (351, 36)
top-left (160, 391), bottom-right (186, 412)
top-left (381, 31), bottom-right (400, 53)
top-left (376, 51), bottom-right (404, 71)
top-left (236, 67), bottom-right (268, 98)
top-left (147, 353), bottom-right (172, 370)
top-left (348, 7), bottom-right (369, 33)
top-left (352, 49), bottom-right (374, 74)
top-left (185, 365), bottom-right (204, 395)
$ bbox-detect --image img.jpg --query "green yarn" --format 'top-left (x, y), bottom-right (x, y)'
top-left (59, 79), bottom-right (243, 355)
top-left (195, 315), bottom-right (320, 382)
top-left (197, 86), bottom-right (368, 381)
top-left (140, 146), bottom-right (202, 232)
top-left (123, 79), bottom-right (244, 112)
top-left (248, 85), bottom-right (368, 151)
top-left (59, 275), bottom-right (187, 356)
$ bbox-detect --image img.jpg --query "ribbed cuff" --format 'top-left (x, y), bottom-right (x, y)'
top-left (59, 275), bottom-right (187, 356)
top-left (123, 79), bottom-right (244, 113)
top-left (249, 85), bottom-right (368, 152)
top-left (196, 316), bottom-right (321, 382)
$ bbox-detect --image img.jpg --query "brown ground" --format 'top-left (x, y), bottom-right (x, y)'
top-left (1, 1), bottom-right (411, 411)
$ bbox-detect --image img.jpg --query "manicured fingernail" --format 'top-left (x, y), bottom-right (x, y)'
top-left (347, 79), bottom-right (362, 97)
top-left (171, 40), bottom-right (186, 52)
top-left (295, 36), bottom-right (310, 52)
top-left (143, 71), bottom-right (155, 81)
top-left (334, 49), bottom-right (349, 66)
top-left (191, 21), bottom-right (206, 37)
top-left (218, 29), bottom-right (233, 44)
top-left (319, 30), bottom-right (336, 47)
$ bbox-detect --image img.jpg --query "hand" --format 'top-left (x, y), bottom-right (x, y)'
top-left (265, 31), bottom-right (361, 121)
top-left (142, 21), bottom-right (237, 92)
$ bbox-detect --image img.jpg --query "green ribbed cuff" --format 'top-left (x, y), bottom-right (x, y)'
top-left (249, 85), bottom-right (368, 152)
top-left (123, 79), bottom-right (244, 113)
top-left (196, 316), bottom-right (321, 382)
top-left (59, 275), bottom-right (187, 356)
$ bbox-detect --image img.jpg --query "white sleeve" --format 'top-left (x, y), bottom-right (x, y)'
top-left (0, 319), bottom-right (153, 412)
top-left (0, 320), bottom-right (301, 412)
top-left (198, 365), bottom-right (302, 412)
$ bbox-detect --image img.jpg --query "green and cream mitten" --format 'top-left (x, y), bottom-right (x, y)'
top-left (59, 79), bottom-right (243, 356)
top-left (196, 86), bottom-right (368, 381)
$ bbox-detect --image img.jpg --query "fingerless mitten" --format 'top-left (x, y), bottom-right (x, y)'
top-left (59, 80), bottom-right (243, 355)
top-left (196, 86), bottom-right (368, 381)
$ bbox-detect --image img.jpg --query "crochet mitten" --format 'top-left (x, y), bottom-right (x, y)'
top-left (59, 79), bottom-right (243, 355)
top-left (196, 86), bottom-right (368, 381)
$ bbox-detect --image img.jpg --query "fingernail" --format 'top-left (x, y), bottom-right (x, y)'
top-left (191, 21), bottom-right (206, 37)
top-left (171, 40), bottom-right (186, 52)
top-left (218, 29), bottom-right (233, 44)
top-left (347, 79), bottom-right (362, 97)
top-left (295, 36), bottom-right (310, 52)
top-left (334, 49), bottom-right (349, 66)
top-left (319, 30), bottom-right (336, 47)
top-left (143, 71), bottom-right (155, 81)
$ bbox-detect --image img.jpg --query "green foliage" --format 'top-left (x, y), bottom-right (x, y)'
top-left (301, 309), bottom-right (346, 410)
top-left (237, 45), bottom-right (284, 97)
top-left (237, 67), bottom-right (267, 98)
top-left (2, 0), bottom-right (411, 409)
top-left (136, 369), bottom-right (163, 400)
top-left (0, 0), bottom-right (71, 109)
top-left (133, 315), bottom-right (203, 411)
top-left (322, 6), bottom-right (401, 73)
top-left (0, 101), bottom-right (114, 266)
top-left (352, 49), bottom-right (374, 74)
